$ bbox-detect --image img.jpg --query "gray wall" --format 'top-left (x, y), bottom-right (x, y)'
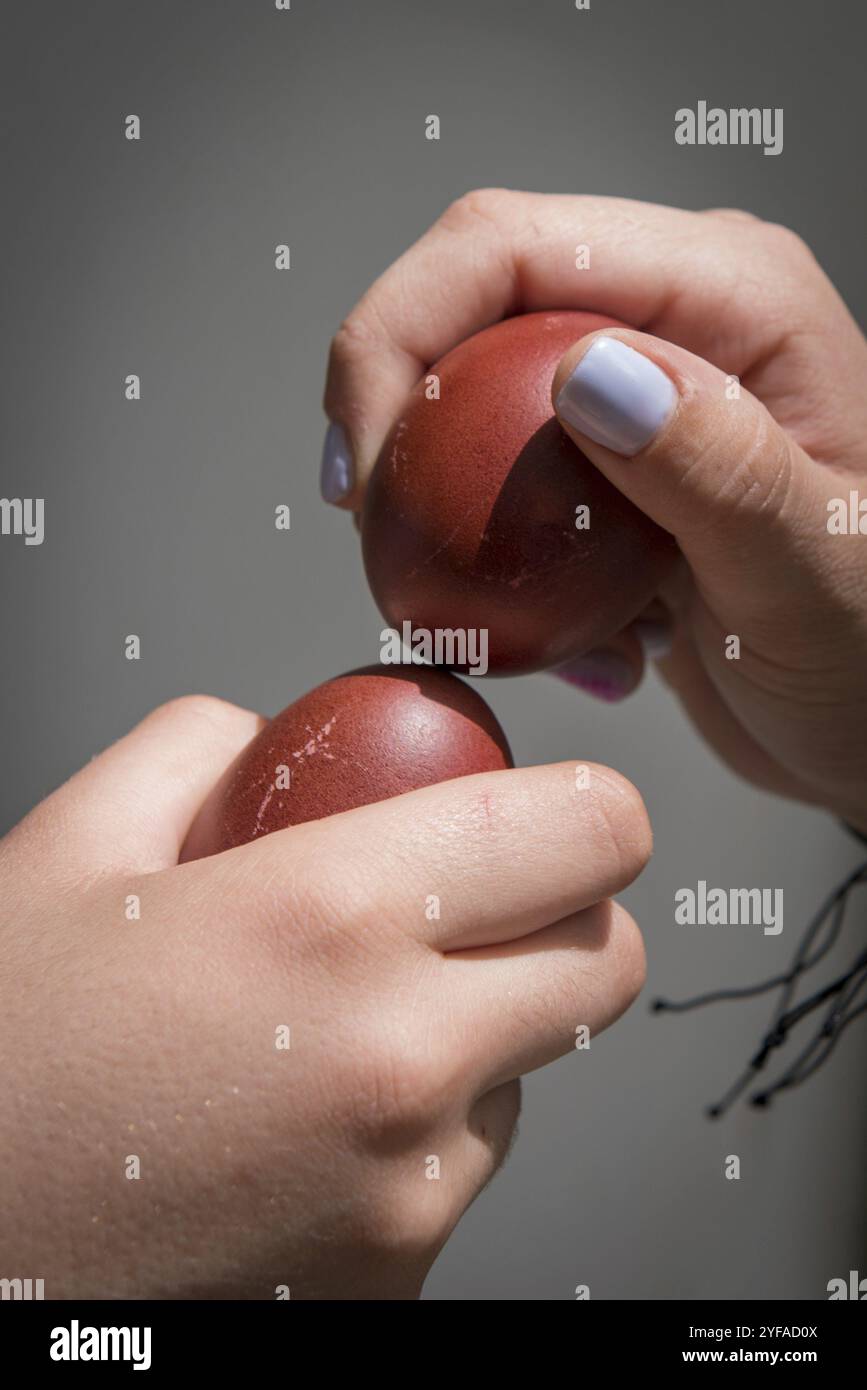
top-left (1, 0), bottom-right (864, 1299)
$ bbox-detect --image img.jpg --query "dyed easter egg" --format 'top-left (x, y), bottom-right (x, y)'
top-left (362, 311), bottom-right (676, 675)
top-left (182, 665), bottom-right (512, 858)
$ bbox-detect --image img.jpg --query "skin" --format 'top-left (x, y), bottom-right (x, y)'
top-left (5, 191), bottom-right (865, 1301)
top-left (0, 695), bottom-right (647, 1299)
top-left (324, 191), bottom-right (867, 833)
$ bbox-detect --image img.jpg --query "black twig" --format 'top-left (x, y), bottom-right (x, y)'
top-left (652, 858), bottom-right (867, 1115)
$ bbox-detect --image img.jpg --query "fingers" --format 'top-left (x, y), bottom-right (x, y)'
top-left (655, 627), bottom-right (818, 805)
top-left (322, 191), bottom-right (865, 507)
top-left (193, 761), bottom-right (652, 954)
top-left (553, 588), bottom-right (681, 704)
top-left (449, 899), bottom-right (646, 1090)
top-left (553, 624), bottom-right (647, 704)
top-left (322, 190), bottom-right (520, 508)
top-left (12, 696), bottom-right (264, 879)
top-left (552, 327), bottom-right (840, 641)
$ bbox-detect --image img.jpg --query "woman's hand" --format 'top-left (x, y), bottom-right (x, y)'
top-left (321, 191), bottom-right (867, 832)
top-left (0, 694), bottom-right (648, 1298)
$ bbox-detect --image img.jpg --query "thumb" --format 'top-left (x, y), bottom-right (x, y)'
top-left (551, 329), bottom-right (827, 628)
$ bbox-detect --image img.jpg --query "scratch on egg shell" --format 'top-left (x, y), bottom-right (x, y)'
top-left (389, 420), bottom-right (409, 474)
top-left (292, 717), bottom-right (339, 763)
top-left (252, 717), bottom-right (338, 836)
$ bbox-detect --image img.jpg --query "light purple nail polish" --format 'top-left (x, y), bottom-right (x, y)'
top-left (555, 336), bottom-right (678, 457)
top-left (555, 650), bottom-right (635, 702)
top-left (320, 421), bottom-right (354, 503)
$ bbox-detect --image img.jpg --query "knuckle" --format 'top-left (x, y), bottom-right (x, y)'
top-left (329, 309), bottom-right (380, 370)
top-left (250, 840), bottom-right (380, 974)
top-left (284, 851), bottom-right (350, 941)
top-left (349, 1022), bottom-right (459, 1147)
top-left (706, 206), bottom-right (759, 225)
top-left (148, 693), bottom-right (247, 737)
top-left (439, 187), bottom-right (512, 233)
top-left (583, 767), bottom-right (653, 884)
top-left (763, 220), bottom-right (815, 263)
top-left (706, 208), bottom-right (814, 261)
top-left (667, 407), bottom-right (795, 543)
top-left (720, 411), bottom-right (795, 525)
top-left (704, 211), bottom-right (819, 287)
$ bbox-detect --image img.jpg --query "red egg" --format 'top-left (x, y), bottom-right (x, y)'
top-left (181, 665), bottom-right (512, 860)
top-left (362, 311), bottom-right (677, 676)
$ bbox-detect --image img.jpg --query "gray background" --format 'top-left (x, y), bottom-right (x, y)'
top-left (1, 0), bottom-right (865, 1299)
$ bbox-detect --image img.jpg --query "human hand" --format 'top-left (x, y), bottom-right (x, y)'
top-left (321, 191), bottom-right (867, 832)
top-left (0, 694), bottom-right (648, 1299)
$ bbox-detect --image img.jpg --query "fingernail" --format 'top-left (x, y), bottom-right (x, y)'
top-left (320, 421), bottom-right (354, 503)
top-left (555, 649), bottom-right (635, 702)
top-left (631, 619), bottom-right (673, 661)
top-left (555, 336), bottom-right (678, 457)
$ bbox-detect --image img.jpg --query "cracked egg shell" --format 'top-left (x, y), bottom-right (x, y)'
top-left (181, 665), bottom-right (513, 859)
top-left (362, 310), bottom-right (677, 676)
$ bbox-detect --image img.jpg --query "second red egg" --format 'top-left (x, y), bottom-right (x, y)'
top-left (362, 311), bottom-right (677, 676)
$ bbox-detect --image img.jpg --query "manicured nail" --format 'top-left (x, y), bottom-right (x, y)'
top-left (555, 649), bottom-right (635, 702)
top-left (555, 336), bottom-right (677, 456)
top-left (320, 421), bottom-right (354, 503)
top-left (631, 619), bottom-right (673, 661)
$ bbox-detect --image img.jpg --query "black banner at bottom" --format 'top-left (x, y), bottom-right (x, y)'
top-left (0, 1298), bottom-right (862, 1376)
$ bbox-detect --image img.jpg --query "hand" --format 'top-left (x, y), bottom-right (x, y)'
top-left (322, 191), bottom-right (867, 833)
top-left (0, 694), bottom-right (648, 1299)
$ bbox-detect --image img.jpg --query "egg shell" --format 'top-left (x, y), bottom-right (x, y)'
top-left (362, 310), bottom-right (677, 675)
top-left (181, 665), bottom-right (513, 860)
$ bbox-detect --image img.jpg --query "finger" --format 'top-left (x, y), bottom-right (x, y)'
top-left (552, 327), bottom-right (841, 643)
top-left (448, 899), bottom-right (646, 1090)
top-left (552, 626), bottom-right (646, 703)
top-left (192, 761), bottom-right (652, 953)
top-left (322, 191), bottom-right (866, 506)
top-left (655, 627), bottom-right (818, 805)
top-left (551, 595), bottom-right (678, 702)
top-left (12, 696), bottom-right (264, 879)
